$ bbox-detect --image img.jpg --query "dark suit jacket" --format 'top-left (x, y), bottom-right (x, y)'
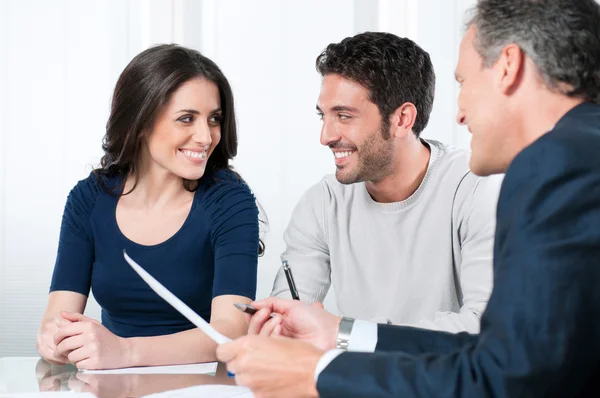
top-left (318, 102), bottom-right (600, 397)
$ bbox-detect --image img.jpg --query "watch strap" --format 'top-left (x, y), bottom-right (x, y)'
top-left (336, 316), bottom-right (355, 350)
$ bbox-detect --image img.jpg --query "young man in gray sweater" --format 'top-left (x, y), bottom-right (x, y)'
top-left (271, 32), bottom-right (502, 334)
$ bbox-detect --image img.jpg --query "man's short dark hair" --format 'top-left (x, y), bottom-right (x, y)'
top-left (316, 32), bottom-right (436, 137)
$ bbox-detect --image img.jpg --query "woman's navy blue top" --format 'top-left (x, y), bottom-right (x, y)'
top-left (49, 169), bottom-right (259, 338)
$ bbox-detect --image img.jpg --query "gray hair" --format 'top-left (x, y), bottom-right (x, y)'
top-left (468, 0), bottom-right (600, 103)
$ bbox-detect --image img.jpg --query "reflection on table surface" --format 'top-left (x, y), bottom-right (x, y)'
top-left (0, 357), bottom-right (236, 397)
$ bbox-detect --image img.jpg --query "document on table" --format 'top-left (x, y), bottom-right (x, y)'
top-left (142, 384), bottom-right (254, 397)
top-left (81, 362), bottom-right (218, 375)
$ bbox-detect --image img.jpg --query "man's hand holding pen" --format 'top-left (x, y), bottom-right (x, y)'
top-left (232, 260), bottom-right (343, 348)
top-left (217, 298), bottom-right (341, 398)
top-left (244, 297), bottom-right (341, 351)
top-left (217, 260), bottom-right (342, 396)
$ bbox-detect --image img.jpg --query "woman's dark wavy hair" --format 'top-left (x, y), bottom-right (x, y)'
top-left (95, 44), bottom-right (265, 255)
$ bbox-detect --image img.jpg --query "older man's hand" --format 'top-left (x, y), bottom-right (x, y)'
top-left (246, 297), bottom-right (341, 351)
top-left (217, 335), bottom-right (323, 398)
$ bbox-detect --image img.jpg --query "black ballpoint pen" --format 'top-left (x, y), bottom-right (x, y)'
top-left (282, 260), bottom-right (300, 300)
top-left (233, 303), bottom-right (276, 318)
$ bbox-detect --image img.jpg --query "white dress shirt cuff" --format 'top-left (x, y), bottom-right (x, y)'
top-left (314, 319), bottom-right (378, 381)
top-left (347, 319), bottom-right (378, 352)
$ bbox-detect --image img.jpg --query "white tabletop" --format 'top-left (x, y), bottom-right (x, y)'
top-left (0, 357), bottom-right (250, 397)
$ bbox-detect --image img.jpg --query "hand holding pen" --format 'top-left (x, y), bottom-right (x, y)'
top-left (239, 297), bottom-right (341, 351)
top-left (234, 260), bottom-right (335, 342)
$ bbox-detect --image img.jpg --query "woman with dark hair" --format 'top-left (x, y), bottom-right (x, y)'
top-left (35, 44), bottom-right (263, 370)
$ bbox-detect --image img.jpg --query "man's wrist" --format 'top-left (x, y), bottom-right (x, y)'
top-left (329, 315), bottom-right (343, 350)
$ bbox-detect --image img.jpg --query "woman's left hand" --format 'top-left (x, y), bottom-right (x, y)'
top-left (54, 312), bottom-right (133, 370)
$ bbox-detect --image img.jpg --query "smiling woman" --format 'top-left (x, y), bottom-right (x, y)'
top-left (35, 44), bottom-right (264, 370)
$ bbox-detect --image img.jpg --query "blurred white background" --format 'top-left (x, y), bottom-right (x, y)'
top-left (0, 0), bottom-right (478, 356)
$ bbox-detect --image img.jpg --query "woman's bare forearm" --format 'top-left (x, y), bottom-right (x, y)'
top-left (127, 318), bottom-right (248, 367)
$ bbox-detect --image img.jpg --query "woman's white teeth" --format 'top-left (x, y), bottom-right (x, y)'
top-left (182, 150), bottom-right (207, 159)
top-left (334, 151), bottom-right (354, 159)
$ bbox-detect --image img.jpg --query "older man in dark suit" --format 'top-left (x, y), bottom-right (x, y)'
top-left (217, 0), bottom-right (600, 396)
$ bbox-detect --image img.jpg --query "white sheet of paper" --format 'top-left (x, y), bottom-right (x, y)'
top-left (81, 362), bottom-right (218, 375)
top-left (142, 384), bottom-right (254, 398)
top-left (123, 251), bottom-right (231, 345)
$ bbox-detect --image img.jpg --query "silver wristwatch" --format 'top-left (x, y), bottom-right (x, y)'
top-left (336, 317), bottom-right (355, 350)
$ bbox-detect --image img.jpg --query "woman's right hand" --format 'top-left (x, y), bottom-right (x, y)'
top-left (36, 315), bottom-right (72, 365)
